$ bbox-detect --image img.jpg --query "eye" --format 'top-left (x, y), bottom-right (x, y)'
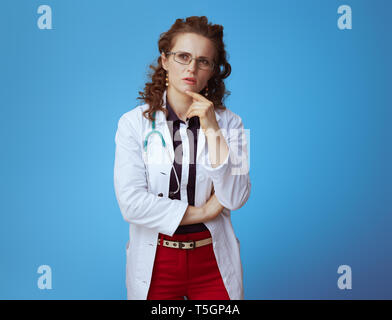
top-left (199, 59), bottom-right (210, 65)
top-left (179, 53), bottom-right (190, 60)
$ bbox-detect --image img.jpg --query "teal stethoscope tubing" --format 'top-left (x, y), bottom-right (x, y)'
top-left (143, 111), bottom-right (180, 196)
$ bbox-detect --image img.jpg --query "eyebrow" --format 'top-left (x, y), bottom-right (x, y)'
top-left (179, 51), bottom-right (212, 59)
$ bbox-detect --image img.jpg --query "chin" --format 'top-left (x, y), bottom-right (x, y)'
top-left (184, 86), bottom-right (199, 92)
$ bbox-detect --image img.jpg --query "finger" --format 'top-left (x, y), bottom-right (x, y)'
top-left (185, 105), bottom-right (206, 119)
top-left (185, 105), bottom-right (194, 119)
top-left (184, 90), bottom-right (208, 102)
top-left (186, 109), bottom-right (205, 120)
top-left (185, 111), bottom-right (199, 120)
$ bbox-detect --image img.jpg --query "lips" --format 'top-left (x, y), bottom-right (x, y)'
top-left (183, 77), bottom-right (196, 83)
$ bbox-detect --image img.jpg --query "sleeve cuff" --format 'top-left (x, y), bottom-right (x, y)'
top-left (161, 200), bottom-right (189, 237)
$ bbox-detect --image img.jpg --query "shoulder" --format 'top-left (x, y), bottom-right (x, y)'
top-left (115, 104), bottom-right (150, 139)
top-left (117, 104), bottom-right (150, 129)
top-left (118, 104), bottom-right (149, 124)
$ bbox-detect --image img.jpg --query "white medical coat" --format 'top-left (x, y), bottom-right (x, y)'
top-left (113, 90), bottom-right (251, 300)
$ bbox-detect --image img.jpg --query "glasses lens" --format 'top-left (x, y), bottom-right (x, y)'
top-left (174, 52), bottom-right (213, 70)
top-left (197, 58), bottom-right (213, 70)
top-left (174, 52), bottom-right (191, 64)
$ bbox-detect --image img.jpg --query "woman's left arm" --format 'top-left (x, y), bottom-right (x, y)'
top-left (203, 114), bottom-right (251, 211)
top-left (185, 91), bottom-right (251, 211)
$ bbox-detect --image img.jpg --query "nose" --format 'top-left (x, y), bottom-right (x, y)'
top-left (187, 59), bottom-right (197, 72)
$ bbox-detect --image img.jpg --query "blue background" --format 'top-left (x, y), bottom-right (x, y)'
top-left (1, 0), bottom-right (391, 299)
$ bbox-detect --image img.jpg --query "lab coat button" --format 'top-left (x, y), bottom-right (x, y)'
top-left (158, 193), bottom-right (163, 197)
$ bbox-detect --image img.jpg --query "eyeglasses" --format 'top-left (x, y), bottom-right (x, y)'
top-left (165, 51), bottom-right (215, 71)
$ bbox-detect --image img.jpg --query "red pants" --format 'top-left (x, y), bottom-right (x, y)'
top-left (147, 230), bottom-right (230, 300)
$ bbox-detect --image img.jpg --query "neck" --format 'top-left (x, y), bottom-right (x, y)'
top-left (166, 86), bottom-right (193, 122)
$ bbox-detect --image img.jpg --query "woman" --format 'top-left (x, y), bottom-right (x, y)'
top-left (114, 16), bottom-right (251, 300)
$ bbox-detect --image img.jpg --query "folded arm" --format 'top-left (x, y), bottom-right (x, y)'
top-left (201, 114), bottom-right (251, 211)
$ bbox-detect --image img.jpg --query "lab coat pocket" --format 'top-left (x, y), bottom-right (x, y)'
top-left (144, 162), bottom-right (171, 195)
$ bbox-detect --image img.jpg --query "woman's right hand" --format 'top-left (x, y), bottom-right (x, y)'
top-left (202, 187), bottom-right (225, 222)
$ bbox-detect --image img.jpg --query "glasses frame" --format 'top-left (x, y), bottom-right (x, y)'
top-left (165, 51), bottom-right (215, 71)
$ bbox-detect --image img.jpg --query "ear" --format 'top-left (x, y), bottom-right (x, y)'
top-left (161, 52), bottom-right (168, 71)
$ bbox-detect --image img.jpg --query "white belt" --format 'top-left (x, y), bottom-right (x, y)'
top-left (157, 237), bottom-right (212, 250)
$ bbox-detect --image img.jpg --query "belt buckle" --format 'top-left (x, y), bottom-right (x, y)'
top-left (179, 240), bottom-right (195, 250)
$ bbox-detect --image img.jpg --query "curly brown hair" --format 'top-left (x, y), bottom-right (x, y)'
top-left (137, 16), bottom-right (232, 122)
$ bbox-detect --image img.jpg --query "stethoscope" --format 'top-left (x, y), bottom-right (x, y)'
top-left (143, 111), bottom-right (180, 197)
